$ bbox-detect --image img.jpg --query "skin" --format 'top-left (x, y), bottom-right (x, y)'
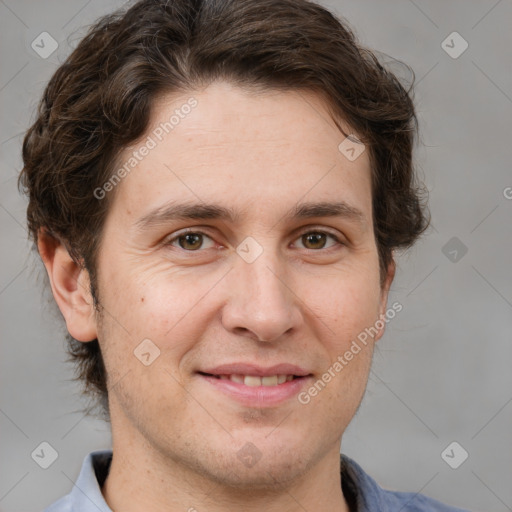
top-left (39, 80), bottom-right (395, 512)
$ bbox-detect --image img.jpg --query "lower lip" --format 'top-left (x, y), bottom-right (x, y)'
top-left (198, 374), bottom-right (311, 407)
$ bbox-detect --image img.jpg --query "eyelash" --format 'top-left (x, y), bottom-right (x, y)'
top-left (163, 227), bottom-right (345, 253)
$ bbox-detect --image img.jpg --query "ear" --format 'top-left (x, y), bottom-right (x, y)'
top-left (37, 230), bottom-right (98, 342)
top-left (374, 256), bottom-right (396, 343)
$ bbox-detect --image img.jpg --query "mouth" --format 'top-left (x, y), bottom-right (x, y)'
top-left (197, 372), bottom-right (304, 386)
top-left (196, 370), bottom-right (313, 407)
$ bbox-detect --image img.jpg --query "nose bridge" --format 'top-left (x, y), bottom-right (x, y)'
top-left (222, 237), bottom-right (301, 342)
top-left (246, 253), bottom-right (287, 308)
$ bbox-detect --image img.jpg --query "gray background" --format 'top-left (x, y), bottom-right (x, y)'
top-left (1, 1), bottom-right (511, 511)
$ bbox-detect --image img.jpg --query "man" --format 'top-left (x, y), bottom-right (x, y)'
top-left (19, 0), bottom-right (470, 510)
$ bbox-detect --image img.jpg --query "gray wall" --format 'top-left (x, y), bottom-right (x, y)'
top-left (1, 1), bottom-right (511, 511)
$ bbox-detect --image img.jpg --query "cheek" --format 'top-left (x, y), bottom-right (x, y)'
top-left (306, 266), bottom-right (383, 345)
top-left (100, 255), bottom-right (185, 325)
top-left (303, 276), bottom-right (379, 417)
top-left (98, 260), bottom-right (218, 363)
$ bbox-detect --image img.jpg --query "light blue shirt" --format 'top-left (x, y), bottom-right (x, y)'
top-left (43, 450), bottom-right (471, 511)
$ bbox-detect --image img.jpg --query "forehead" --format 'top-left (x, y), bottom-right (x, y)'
top-left (110, 81), bottom-right (372, 227)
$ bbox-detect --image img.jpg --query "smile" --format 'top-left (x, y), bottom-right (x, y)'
top-left (201, 373), bottom-right (298, 386)
top-left (197, 372), bottom-right (311, 407)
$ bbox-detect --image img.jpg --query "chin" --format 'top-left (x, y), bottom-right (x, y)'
top-left (209, 453), bottom-right (310, 490)
top-left (215, 434), bottom-right (315, 489)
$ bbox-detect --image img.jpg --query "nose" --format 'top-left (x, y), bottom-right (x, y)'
top-left (220, 248), bottom-right (303, 343)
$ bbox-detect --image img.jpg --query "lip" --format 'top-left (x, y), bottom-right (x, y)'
top-left (199, 363), bottom-right (311, 377)
top-left (198, 373), bottom-right (313, 407)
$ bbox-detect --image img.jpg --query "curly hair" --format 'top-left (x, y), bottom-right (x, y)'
top-left (18, 0), bottom-right (429, 420)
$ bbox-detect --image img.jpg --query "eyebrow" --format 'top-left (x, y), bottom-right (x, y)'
top-left (134, 200), bottom-right (366, 231)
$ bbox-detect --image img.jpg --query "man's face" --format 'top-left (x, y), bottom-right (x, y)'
top-left (92, 80), bottom-right (393, 486)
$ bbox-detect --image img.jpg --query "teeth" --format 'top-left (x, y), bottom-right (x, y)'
top-left (244, 375), bottom-right (262, 387)
top-left (261, 375), bottom-right (278, 386)
top-left (219, 374), bottom-right (295, 386)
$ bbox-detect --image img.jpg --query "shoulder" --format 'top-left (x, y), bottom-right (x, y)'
top-left (378, 488), bottom-right (471, 512)
top-left (341, 454), bottom-right (471, 512)
top-left (43, 494), bottom-right (73, 512)
top-left (41, 450), bottom-right (113, 512)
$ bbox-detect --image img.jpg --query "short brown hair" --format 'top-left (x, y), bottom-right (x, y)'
top-left (19, 0), bottom-right (429, 420)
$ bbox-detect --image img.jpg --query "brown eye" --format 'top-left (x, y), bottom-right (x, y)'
top-left (166, 231), bottom-right (216, 251)
top-left (178, 233), bottom-right (203, 250)
top-left (303, 232), bottom-right (326, 249)
top-left (296, 231), bottom-right (341, 250)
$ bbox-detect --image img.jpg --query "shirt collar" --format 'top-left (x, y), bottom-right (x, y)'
top-left (65, 450), bottom-right (113, 512)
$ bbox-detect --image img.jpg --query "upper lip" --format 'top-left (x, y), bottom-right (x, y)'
top-left (199, 363), bottom-right (311, 377)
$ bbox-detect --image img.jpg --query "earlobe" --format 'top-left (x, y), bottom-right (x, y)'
top-left (37, 230), bottom-right (98, 342)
